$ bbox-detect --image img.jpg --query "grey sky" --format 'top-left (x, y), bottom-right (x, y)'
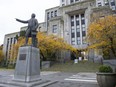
top-left (0, 0), bottom-right (59, 45)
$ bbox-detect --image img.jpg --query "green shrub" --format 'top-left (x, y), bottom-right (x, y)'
top-left (99, 65), bottom-right (113, 73)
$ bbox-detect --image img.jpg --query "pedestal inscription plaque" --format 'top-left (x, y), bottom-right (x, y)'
top-left (19, 54), bottom-right (26, 60)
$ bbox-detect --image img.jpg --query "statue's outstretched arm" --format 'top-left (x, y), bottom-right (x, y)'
top-left (16, 18), bottom-right (28, 23)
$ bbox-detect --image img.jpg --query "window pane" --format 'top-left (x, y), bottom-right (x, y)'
top-left (75, 0), bottom-right (79, 2)
top-left (71, 22), bottom-right (74, 26)
top-left (77, 37), bottom-right (81, 45)
top-left (82, 31), bottom-right (86, 36)
top-left (82, 37), bottom-right (86, 44)
top-left (70, 0), bottom-right (74, 3)
top-left (76, 21), bottom-right (79, 25)
top-left (98, 2), bottom-right (102, 6)
top-left (76, 28), bottom-right (80, 32)
top-left (82, 27), bottom-right (85, 31)
top-left (81, 14), bottom-right (84, 17)
top-left (81, 20), bottom-right (85, 25)
top-left (77, 32), bottom-right (80, 37)
top-left (76, 15), bottom-right (79, 20)
top-left (62, 0), bottom-right (64, 2)
top-left (53, 25), bottom-right (57, 33)
top-left (72, 38), bottom-right (75, 41)
top-left (71, 33), bottom-right (75, 38)
top-left (71, 29), bottom-right (75, 32)
top-left (71, 26), bottom-right (74, 29)
top-left (72, 41), bottom-right (75, 45)
top-left (111, 2), bottom-right (115, 6)
top-left (71, 16), bottom-right (74, 22)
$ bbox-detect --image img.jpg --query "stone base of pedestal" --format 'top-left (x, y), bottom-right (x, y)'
top-left (0, 77), bottom-right (58, 87)
top-left (14, 46), bottom-right (40, 82)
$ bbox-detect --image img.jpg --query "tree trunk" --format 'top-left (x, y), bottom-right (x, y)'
top-left (109, 38), bottom-right (116, 58)
top-left (40, 50), bottom-right (46, 61)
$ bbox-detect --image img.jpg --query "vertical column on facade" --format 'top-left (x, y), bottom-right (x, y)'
top-left (74, 15), bottom-right (77, 45)
top-left (68, 15), bottom-right (72, 45)
top-left (9, 38), bottom-right (12, 64)
top-left (5, 40), bottom-right (7, 59)
top-left (66, 15), bottom-right (70, 44)
top-left (79, 14), bottom-right (83, 45)
top-left (12, 37), bottom-right (16, 64)
top-left (7, 38), bottom-right (10, 63)
top-left (60, 19), bottom-right (64, 38)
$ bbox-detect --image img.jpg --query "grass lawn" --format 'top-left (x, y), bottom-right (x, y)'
top-left (42, 61), bottom-right (102, 73)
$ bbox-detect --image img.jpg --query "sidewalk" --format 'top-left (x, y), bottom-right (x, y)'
top-left (41, 72), bottom-right (99, 87)
top-left (0, 70), bottom-right (99, 87)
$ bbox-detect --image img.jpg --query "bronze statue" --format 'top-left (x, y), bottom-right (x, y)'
top-left (16, 13), bottom-right (39, 47)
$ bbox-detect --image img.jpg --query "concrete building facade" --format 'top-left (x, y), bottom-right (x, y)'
top-left (45, 0), bottom-right (116, 61)
top-left (3, 32), bottom-right (19, 64)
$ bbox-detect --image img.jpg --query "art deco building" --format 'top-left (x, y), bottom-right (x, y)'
top-left (45, 0), bottom-right (116, 61)
top-left (3, 0), bottom-right (116, 63)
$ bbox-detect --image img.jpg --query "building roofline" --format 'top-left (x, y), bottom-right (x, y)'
top-left (5, 32), bottom-right (19, 36)
top-left (39, 22), bottom-right (45, 24)
top-left (60, 0), bottom-right (95, 8)
top-left (45, 6), bottom-right (60, 11)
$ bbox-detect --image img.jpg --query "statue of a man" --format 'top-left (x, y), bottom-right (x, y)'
top-left (16, 13), bottom-right (39, 47)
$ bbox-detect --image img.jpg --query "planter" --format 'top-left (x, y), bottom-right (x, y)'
top-left (96, 72), bottom-right (116, 87)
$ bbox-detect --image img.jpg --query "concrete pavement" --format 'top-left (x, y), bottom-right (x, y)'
top-left (0, 70), bottom-right (99, 87)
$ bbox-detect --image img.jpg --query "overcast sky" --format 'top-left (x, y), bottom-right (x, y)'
top-left (0, 0), bottom-right (59, 45)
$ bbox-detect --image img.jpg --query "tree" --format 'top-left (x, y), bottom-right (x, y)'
top-left (37, 32), bottom-right (77, 61)
top-left (11, 32), bottom-right (77, 61)
top-left (88, 15), bottom-right (116, 58)
top-left (0, 45), bottom-right (4, 62)
top-left (20, 30), bottom-right (26, 37)
top-left (10, 37), bottom-right (25, 62)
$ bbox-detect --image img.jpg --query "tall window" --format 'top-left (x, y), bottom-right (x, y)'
top-left (13, 37), bottom-right (16, 44)
top-left (54, 10), bottom-right (57, 17)
top-left (47, 12), bottom-right (50, 20)
top-left (71, 16), bottom-right (75, 45)
top-left (70, 13), bottom-right (86, 45)
top-left (52, 25), bottom-right (57, 33)
top-left (51, 11), bottom-right (53, 18)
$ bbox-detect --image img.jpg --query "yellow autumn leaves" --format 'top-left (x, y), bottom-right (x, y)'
top-left (88, 15), bottom-right (116, 57)
top-left (10, 32), bottom-right (77, 61)
top-left (0, 46), bottom-right (4, 62)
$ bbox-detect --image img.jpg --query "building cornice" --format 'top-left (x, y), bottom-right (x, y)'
top-left (60, 0), bottom-right (95, 8)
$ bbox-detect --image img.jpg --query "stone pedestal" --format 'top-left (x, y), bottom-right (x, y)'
top-left (14, 46), bottom-right (40, 82)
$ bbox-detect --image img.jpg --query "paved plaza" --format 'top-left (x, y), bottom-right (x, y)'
top-left (0, 70), bottom-right (99, 87)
